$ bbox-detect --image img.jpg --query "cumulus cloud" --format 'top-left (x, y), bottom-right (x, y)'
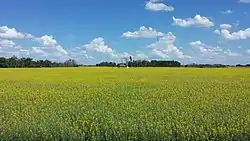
top-left (1, 25), bottom-right (246, 65)
top-left (67, 47), bottom-right (94, 63)
top-left (80, 37), bottom-right (131, 60)
top-left (214, 30), bottom-right (221, 35)
top-left (38, 35), bottom-right (58, 46)
top-left (0, 37), bottom-right (24, 58)
top-left (189, 41), bottom-right (222, 56)
top-left (147, 32), bottom-right (187, 59)
top-left (220, 28), bottom-right (250, 40)
top-left (0, 26), bottom-right (134, 63)
top-left (220, 24), bottom-right (232, 30)
top-left (0, 26), bottom-right (70, 61)
top-left (190, 40), bottom-right (242, 58)
top-left (0, 44), bottom-right (25, 58)
top-left (223, 49), bottom-right (242, 57)
top-left (122, 26), bottom-right (165, 38)
top-left (172, 15), bottom-right (214, 28)
top-left (25, 33), bottom-right (36, 39)
top-left (0, 39), bottom-right (16, 48)
top-left (55, 45), bottom-right (68, 55)
top-left (84, 37), bottom-right (114, 53)
top-left (32, 47), bottom-right (47, 55)
top-left (0, 26), bottom-right (25, 39)
top-left (134, 51), bottom-right (149, 59)
top-left (30, 35), bottom-right (69, 56)
top-left (214, 25), bottom-right (250, 40)
top-left (145, 0), bottom-right (174, 12)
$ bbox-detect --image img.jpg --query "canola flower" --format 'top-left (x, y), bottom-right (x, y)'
top-left (0, 67), bottom-right (249, 140)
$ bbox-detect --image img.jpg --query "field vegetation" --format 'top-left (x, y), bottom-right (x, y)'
top-left (0, 67), bottom-right (249, 140)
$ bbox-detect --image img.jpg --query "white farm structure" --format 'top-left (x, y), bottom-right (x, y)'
top-left (117, 56), bottom-right (132, 68)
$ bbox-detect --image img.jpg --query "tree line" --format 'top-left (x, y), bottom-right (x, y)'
top-left (183, 63), bottom-right (228, 68)
top-left (96, 60), bottom-right (181, 67)
top-left (96, 60), bottom-right (250, 68)
top-left (183, 63), bottom-right (250, 68)
top-left (0, 56), bottom-right (78, 68)
top-left (0, 56), bottom-right (249, 68)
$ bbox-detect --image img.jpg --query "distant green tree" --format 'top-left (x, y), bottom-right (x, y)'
top-left (97, 60), bottom-right (182, 67)
top-left (0, 56), bottom-right (79, 68)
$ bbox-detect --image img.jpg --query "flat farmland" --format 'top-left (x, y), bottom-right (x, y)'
top-left (0, 68), bottom-right (249, 140)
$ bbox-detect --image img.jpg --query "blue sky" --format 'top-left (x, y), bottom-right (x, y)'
top-left (0, 0), bottom-right (250, 65)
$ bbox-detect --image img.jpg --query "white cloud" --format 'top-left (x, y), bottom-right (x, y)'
top-left (189, 41), bottom-right (222, 56)
top-left (0, 39), bottom-right (16, 48)
top-left (239, 0), bottom-right (250, 3)
top-left (25, 33), bottom-right (36, 39)
top-left (0, 38), bottom-right (22, 58)
top-left (220, 28), bottom-right (250, 40)
top-left (31, 47), bottom-right (47, 56)
top-left (31, 35), bottom-right (69, 56)
top-left (38, 35), bottom-right (58, 46)
top-left (0, 44), bottom-right (25, 58)
top-left (172, 15), bottom-right (214, 28)
top-left (28, 46), bottom-right (71, 61)
top-left (135, 51), bottom-right (149, 59)
top-left (55, 45), bottom-right (68, 55)
top-left (122, 26), bottom-right (165, 38)
top-left (220, 24), bottom-right (232, 30)
top-left (214, 30), bottom-right (221, 35)
top-left (145, 0), bottom-right (174, 12)
top-left (0, 26), bottom-right (70, 61)
top-left (111, 52), bottom-right (132, 59)
top-left (1, 25), bottom-right (247, 65)
top-left (214, 26), bottom-right (250, 40)
top-left (148, 32), bottom-right (187, 59)
top-left (73, 37), bottom-right (150, 63)
top-left (81, 37), bottom-right (131, 60)
top-left (224, 49), bottom-right (242, 57)
top-left (20, 49), bottom-right (30, 56)
top-left (190, 40), bottom-right (242, 58)
top-left (152, 48), bottom-right (170, 58)
top-left (68, 47), bottom-right (94, 61)
top-left (220, 9), bottom-right (233, 14)
top-left (0, 26), bottom-right (25, 39)
top-left (85, 37), bottom-right (114, 53)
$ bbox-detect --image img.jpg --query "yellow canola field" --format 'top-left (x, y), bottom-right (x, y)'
top-left (0, 67), bottom-right (249, 140)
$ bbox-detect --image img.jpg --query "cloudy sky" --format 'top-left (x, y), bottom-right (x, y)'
top-left (0, 0), bottom-right (250, 65)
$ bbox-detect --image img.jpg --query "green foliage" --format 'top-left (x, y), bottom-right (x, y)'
top-left (0, 56), bottom-right (78, 68)
top-left (0, 68), bottom-right (249, 140)
top-left (96, 60), bottom-right (181, 67)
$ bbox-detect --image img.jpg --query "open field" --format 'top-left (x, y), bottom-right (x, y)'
top-left (0, 67), bottom-right (250, 140)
